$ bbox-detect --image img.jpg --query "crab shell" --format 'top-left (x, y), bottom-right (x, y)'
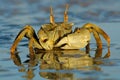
top-left (37, 22), bottom-right (74, 50)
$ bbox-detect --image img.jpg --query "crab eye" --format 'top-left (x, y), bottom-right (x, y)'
top-left (43, 39), bottom-right (48, 43)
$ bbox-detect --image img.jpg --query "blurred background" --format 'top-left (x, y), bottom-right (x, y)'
top-left (0, 0), bottom-right (120, 25)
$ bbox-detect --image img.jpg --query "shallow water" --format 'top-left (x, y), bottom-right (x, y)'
top-left (0, 0), bottom-right (120, 80)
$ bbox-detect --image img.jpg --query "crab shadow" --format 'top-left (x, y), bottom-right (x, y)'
top-left (11, 48), bottom-right (110, 80)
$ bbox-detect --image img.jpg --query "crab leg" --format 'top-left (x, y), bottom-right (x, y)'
top-left (92, 30), bottom-right (102, 49)
top-left (82, 23), bottom-right (110, 48)
top-left (94, 48), bottom-right (110, 58)
top-left (10, 25), bottom-right (42, 55)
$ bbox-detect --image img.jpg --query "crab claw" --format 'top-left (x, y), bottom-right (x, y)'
top-left (55, 28), bottom-right (91, 49)
top-left (39, 40), bottom-right (54, 50)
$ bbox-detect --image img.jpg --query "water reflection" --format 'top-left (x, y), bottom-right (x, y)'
top-left (11, 48), bottom-right (110, 80)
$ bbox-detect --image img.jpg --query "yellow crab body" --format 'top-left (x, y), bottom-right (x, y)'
top-left (10, 4), bottom-right (110, 56)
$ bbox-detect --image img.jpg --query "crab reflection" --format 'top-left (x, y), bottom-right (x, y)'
top-left (11, 48), bottom-right (110, 80)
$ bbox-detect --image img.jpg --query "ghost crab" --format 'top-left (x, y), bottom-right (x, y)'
top-left (10, 4), bottom-right (110, 56)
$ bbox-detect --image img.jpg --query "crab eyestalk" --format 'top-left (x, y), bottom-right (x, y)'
top-left (64, 4), bottom-right (69, 23)
top-left (50, 6), bottom-right (55, 25)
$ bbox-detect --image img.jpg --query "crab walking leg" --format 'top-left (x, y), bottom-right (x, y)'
top-left (92, 30), bottom-right (102, 49)
top-left (10, 25), bottom-right (42, 54)
top-left (82, 23), bottom-right (110, 47)
top-left (28, 38), bottom-right (35, 57)
top-left (103, 48), bottom-right (110, 58)
top-left (94, 48), bottom-right (110, 58)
